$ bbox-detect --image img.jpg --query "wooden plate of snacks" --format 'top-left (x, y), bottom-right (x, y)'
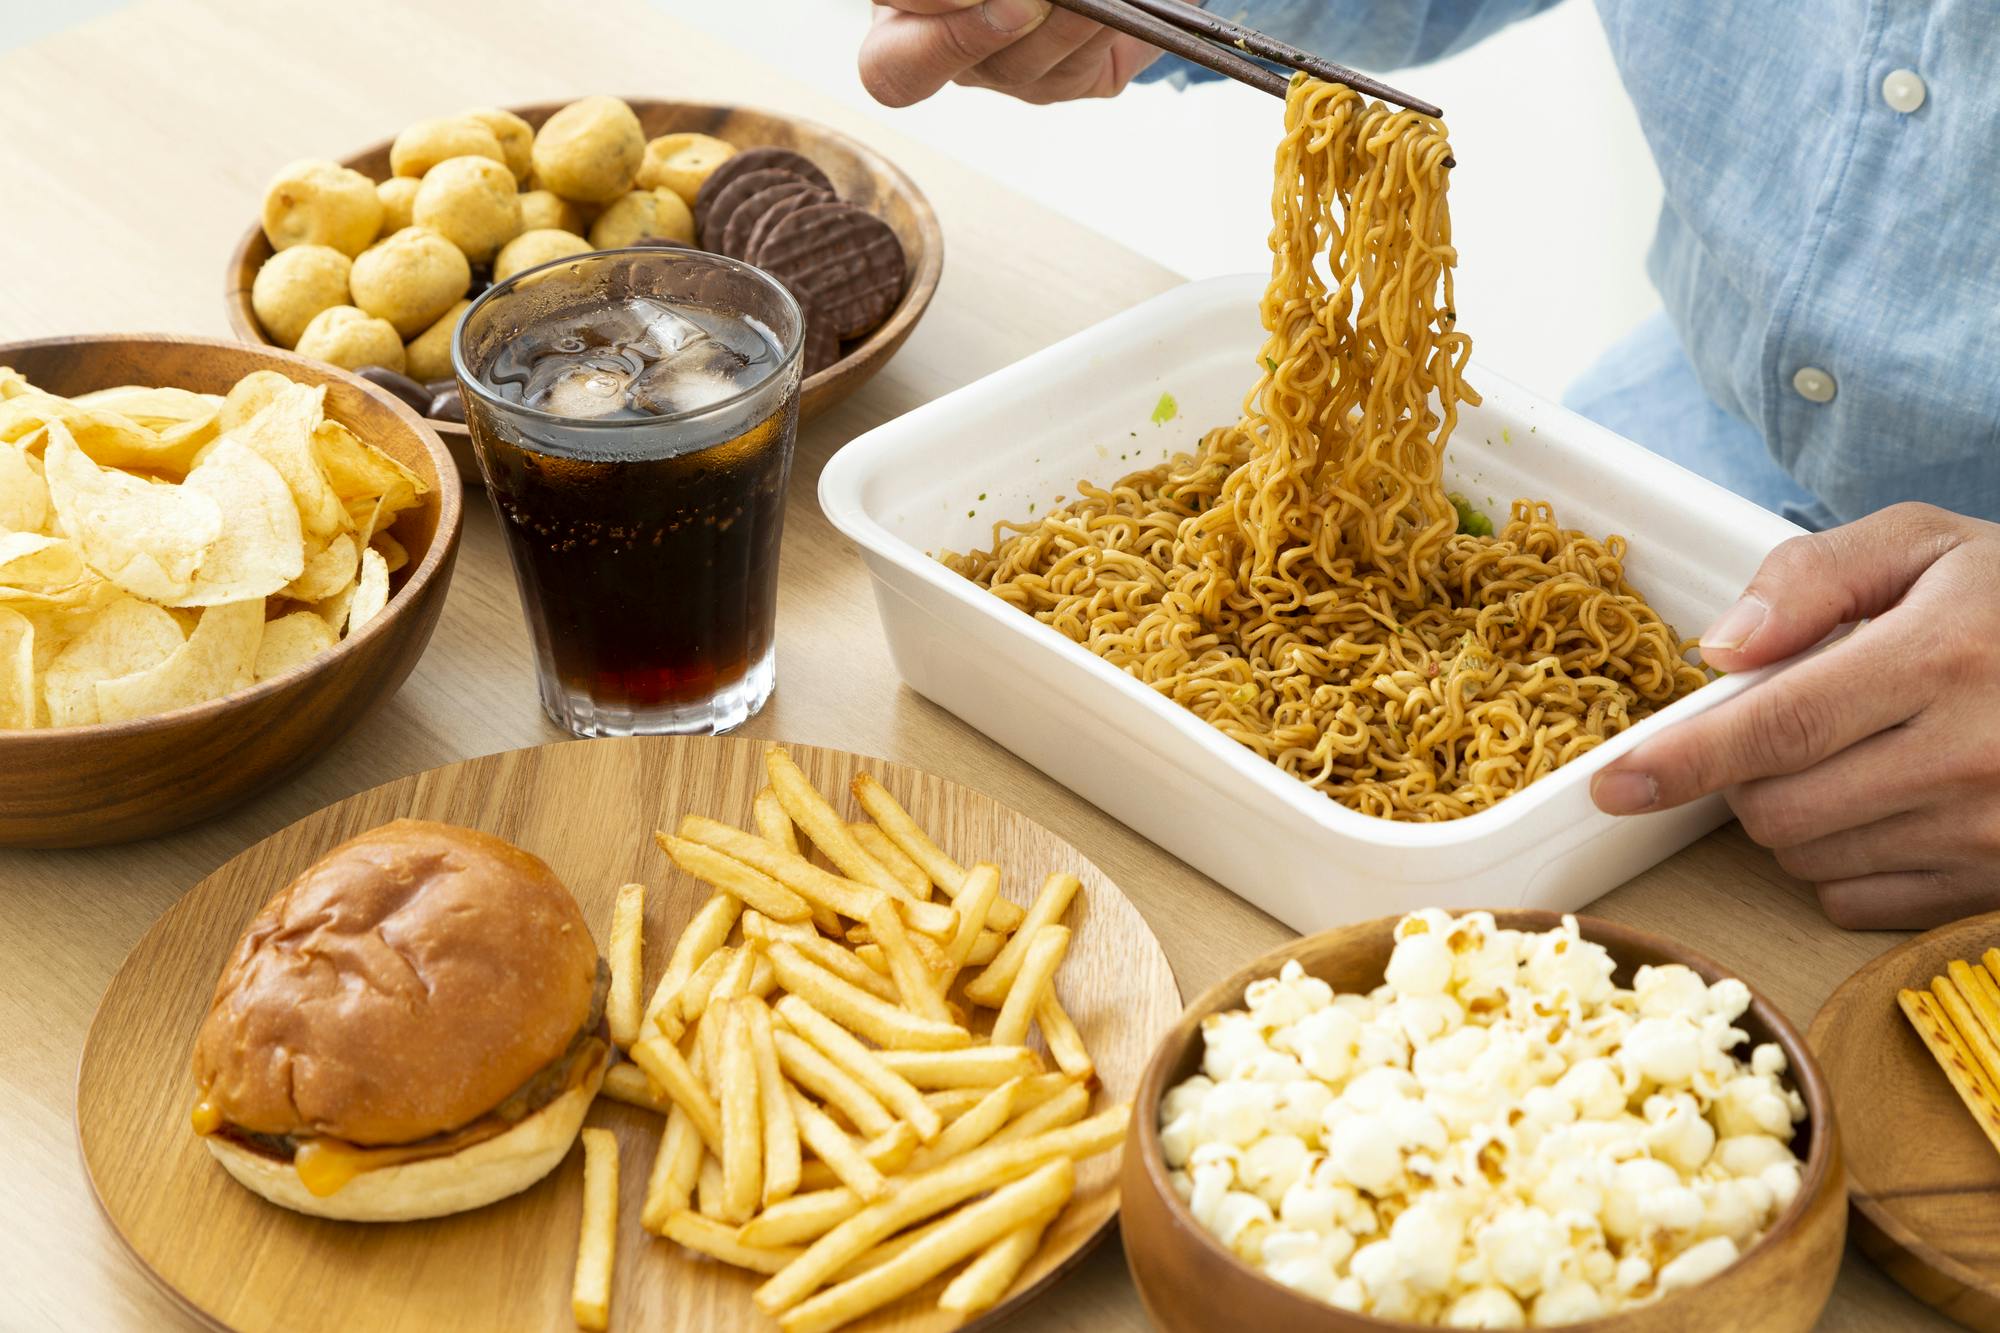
top-left (226, 99), bottom-right (944, 480)
top-left (77, 735), bottom-right (1176, 1332)
top-left (1810, 910), bottom-right (2000, 1331)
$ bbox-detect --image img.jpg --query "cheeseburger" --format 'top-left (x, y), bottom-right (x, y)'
top-left (189, 819), bottom-right (609, 1221)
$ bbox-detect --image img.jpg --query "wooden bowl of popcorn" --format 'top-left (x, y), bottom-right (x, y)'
top-left (1120, 910), bottom-right (1845, 1332)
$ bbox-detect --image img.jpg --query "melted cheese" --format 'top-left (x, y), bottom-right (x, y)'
top-left (190, 1100), bottom-right (223, 1136)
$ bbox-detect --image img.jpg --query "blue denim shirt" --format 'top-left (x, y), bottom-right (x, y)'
top-left (1141, 2), bottom-right (2000, 528)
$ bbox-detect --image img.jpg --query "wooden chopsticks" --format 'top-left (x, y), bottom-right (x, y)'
top-left (1045, 0), bottom-right (1443, 119)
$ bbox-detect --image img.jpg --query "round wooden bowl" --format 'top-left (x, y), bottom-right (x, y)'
top-left (225, 98), bottom-right (944, 480)
top-left (1120, 910), bottom-right (1847, 1333)
top-left (0, 334), bottom-right (461, 848)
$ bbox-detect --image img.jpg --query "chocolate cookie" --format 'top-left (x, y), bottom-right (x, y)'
top-left (720, 179), bottom-right (830, 260)
top-left (799, 297), bottom-right (841, 378)
top-left (700, 168), bottom-right (818, 252)
top-left (693, 148), bottom-right (834, 235)
top-left (752, 202), bottom-right (907, 341)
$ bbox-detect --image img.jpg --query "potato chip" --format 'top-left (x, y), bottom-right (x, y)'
top-left (41, 594), bottom-right (185, 727)
top-left (43, 422), bottom-right (221, 602)
top-left (71, 385), bottom-right (223, 428)
top-left (0, 444), bottom-right (48, 533)
top-left (313, 418), bottom-right (426, 515)
top-left (94, 599), bottom-right (263, 724)
top-left (0, 367), bottom-right (30, 400)
top-left (284, 531), bottom-right (359, 602)
top-left (168, 439), bottom-right (305, 606)
top-left (316, 581), bottom-right (359, 637)
top-left (370, 529), bottom-right (408, 574)
top-left (217, 370), bottom-right (297, 435)
top-left (254, 609), bottom-right (338, 680)
top-left (228, 383), bottom-right (346, 539)
top-left (347, 547), bottom-right (390, 633)
top-left (0, 393), bottom-right (206, 474)
top-left (0, 605), bottom-right (34, 728)
top-left (0, 532), bottom-right (84, 589)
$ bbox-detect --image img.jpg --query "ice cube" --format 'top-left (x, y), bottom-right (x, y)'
top-left (528, 361), bottom-right (633, 418)
top-left (619, 297), bottom-right (706, 358)
top-left (626, 358), bottom-right (743, 416)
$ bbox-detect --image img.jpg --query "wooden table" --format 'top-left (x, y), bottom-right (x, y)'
top-left (0, 2), bottom-right (1944, 1328)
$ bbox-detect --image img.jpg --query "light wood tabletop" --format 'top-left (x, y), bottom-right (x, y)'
top-left (0, 1), bottom-right (1947, 1329)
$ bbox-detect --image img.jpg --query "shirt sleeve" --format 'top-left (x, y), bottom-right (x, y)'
top-left (1134, 0), bottom-right (1565, 86)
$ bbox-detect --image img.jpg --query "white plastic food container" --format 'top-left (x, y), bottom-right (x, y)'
top-left (820, 275), bottom-right (1803, 935)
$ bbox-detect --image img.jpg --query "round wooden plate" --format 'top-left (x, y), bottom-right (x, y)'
top-left (1808, 910), bottom-right (2000, 1330)
top-left (77, 735), bottom-right (1179, 1333)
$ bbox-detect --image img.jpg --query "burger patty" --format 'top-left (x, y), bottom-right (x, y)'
top-left (221, 958), bottom-right (611, 1161)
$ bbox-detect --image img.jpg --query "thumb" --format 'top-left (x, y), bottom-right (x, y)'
top-left (1699, 502), bottom-right (1964, 673)
top-left (859, 1), bottom-right (1054, 107)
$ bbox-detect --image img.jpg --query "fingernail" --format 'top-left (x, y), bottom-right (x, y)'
top-left (1701, 595), bottom-right (1768, 653)
top-left (1593, 769), bottom-right (1658, 815)
top-left (982, 0), bottom-right (1048, 32)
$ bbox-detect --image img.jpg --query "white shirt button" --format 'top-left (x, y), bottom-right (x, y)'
top-left (1792, 367), bottom-right (1837, 403)
top-left (1882, 69), bottom-right (1927, 113)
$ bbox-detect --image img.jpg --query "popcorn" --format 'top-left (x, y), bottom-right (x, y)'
top-left (1159, 912), bottom-right (1807, 1324)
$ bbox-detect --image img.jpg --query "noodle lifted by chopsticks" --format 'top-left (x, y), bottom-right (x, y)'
top-left (943, 78), bottom-right (1705, 822)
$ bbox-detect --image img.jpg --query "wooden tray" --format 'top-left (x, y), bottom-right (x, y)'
top-left (76, 735), bottom-right (1180, 1333)
top-left (1809, 910), bottom-right (2000, 1330)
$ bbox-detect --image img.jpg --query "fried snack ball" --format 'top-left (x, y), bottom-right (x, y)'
top-left (251, 244), bottom-right (353, 349)
top-left (375, 176), bottom-right (420, 237)
top-left (637, 132), bottom-right (737, 206)
top-left (296, 305), bottom-right (405, 374)
top-left (390, 115), bottom-right (505, 179)
top-left (412, 156), bottom-right (522, 264)
top-left (464, 106), bottom-right (534, 185)
top-left (404, 298), bottom-right (472, 383)
top-left (518, 189), bottom-right (589, 235)
top-left (349, 226), bottom-right (471, 338)
top-left (261, 159), bottom-right (382, 257)
top-left (530, 96), bottom-right (644, 204)
top-left (493, 228), bottom-right (593, 283)
top-left (589, 189), bottom-right (694, 249)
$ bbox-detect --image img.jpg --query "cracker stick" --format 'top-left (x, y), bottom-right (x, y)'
top-left (658, 832), bottom-right (814, 922)
top-left (990, 925), bottom-right (1070, 1048)
top-left (850, 822), bottom-right (931, 901)
top-left (571, 1128), bottom-right (618, 1331)
top-left (1902, 986), bottom-right (2000, 1159)
top-left (964, 874), bottom-right (1080, 1008)
top-left (664, 1210), bottom-right (804, 1275)
top-left (1951, 958), bottom-right (2000, 1056)
top-left (774, 993), bottom-right (942, 1142)
top-left (1934, 973), bottom-right (2000, 1093)
top-left (606, 882), bottom-right (646, 1048)
top-left (849, 773), bottom-right (1027, 932)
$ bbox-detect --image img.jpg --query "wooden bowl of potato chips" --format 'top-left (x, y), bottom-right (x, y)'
top-left (0, 334), bottom-right (460, 848)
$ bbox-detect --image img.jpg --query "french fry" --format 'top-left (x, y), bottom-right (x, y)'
top-left (964, 874), bottom-right (1080, 1007)
top-left (753, 1106), bottom-right (1128, 1314)
top-left (906, 1077), bottom-right (1020, 1174)
top-left (743, 909), bottom-right (821, 948)
top-left (965, 929), bottom-right (1004, 967)
top-left (774, 1160), bottom-right (1076, 1333)
top-left (877, 1045), bottom-right (1042, 1089)
top-left (921, 1087), bottom-right (992, 1122)
top-left (795, 1123), bottom-right (919, 1193)
top-left (1036, 990), bottom-right (1095, 1083)
top-left (658, 832), bottom-right (814, 923)
top-left (789, 1085), bottom-right (889, 1201)
top-left (774, 994), bottom-right (943, 1143)
top-left (712, 942), bottom-right (761, 1007)
top-left (740, 1186), bottom-right (864, 1249)
top-left (674, 946), bottom-right (736, 1025)
top-left (786, 933), bottom-right (900, 1003)
top-left (1901, 987), bottom-right (2000, 1158)
top-left (643, 891), bottom-right (740, 1039)
top-left (664, 1209), bottom-right (805, 1275)
top-left (1011, 1072), bottom-right (1081, 1116)
top-left (829, 1212), bottom-right (959, 1281)
top-left (607, 882), bottom-right (646, 1048)
top-left (628, 1034), bottom-right (724, 1158)
top-left (767, 943), bottom-right (970, 1051)
top-left (744, 998), bottom-right (802, 1207)
top-left (749, 953), bottom-right (777, 1000)
top-left (600, 1061), bottom-right (671, 1114)
top-left (849, 772), bottom-right (1026, 932)
top-left (719, 1001), bottom-right (764, 1224)
top-left (854, 943), bottom-right (889, 976)
top-left (755, 785), bottom-right (801, 854)
top-left (938, 1213), bottom-right (1055, 1314)
top-left (642, 1102), bottom-right (703, 1233)
top-left (1935, 973), bottom-right (2000, 1093)
top-left (865, 897), bottom-right (954, 1026)
top-left (571, 1127), bottom-right (618, 1331)
top-left (941, 864), bottom-right (1002, 989)
top-left (850, 821), bottom-right (931, 900)
top-left (773, 1028), bottom-right (897, 1138)
top-left (989, 1081), bottom-right (1092, 1146)
top-left (766, 747), bottom-right (905, 900)
top-left (679, 815), bottom-right (957, 936)
top-left (698, 1153), bottom-right (727, 1219)
top-left (990, 925), bottom-right (1070, 1048)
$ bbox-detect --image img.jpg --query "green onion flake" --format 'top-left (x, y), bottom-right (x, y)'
top-left (1449, 492), bottom-right (1493, 537)
top-left (1151, 392), bottom-right (1178, 425)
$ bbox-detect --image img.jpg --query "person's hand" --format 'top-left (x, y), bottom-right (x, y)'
top-left (859, 0), bottom-right (1165, 107)
top-left (1590, 502), bottom-right (2000, 930)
